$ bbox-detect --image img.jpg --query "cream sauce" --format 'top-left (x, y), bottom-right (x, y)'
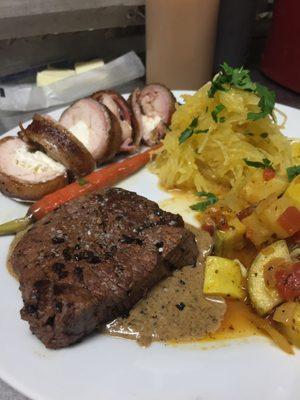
top-left (106, 231), bottom-right (227, 346)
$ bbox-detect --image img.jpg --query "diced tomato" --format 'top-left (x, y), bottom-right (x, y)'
top-left (205, 207), bottom-right (229, 231)
top-left (275, 262), bottom-right (300, 300)
top-left (263, 168), bottom-right (276, 181)
top-left (237, 204), bottom-right (256, 220)
top-left (217, 217), bottom-right (229, 231)
top-left (277, 206), bottom-right (300, 236)
top-left (287, 231), bottom-right (300, 249)
top-left (264, 259), bottom-right (290, 289)
top-left (202, 219), bottom-right (215, 236)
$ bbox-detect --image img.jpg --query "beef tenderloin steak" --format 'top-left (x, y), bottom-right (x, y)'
top-left (10, 188), bottom-right (198, 348)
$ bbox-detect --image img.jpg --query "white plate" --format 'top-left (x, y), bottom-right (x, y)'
top-left (0, 92), bottom-right (299, 400)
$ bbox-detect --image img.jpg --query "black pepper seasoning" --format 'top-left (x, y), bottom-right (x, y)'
top-left (175, 302), bottom-right (185, 311)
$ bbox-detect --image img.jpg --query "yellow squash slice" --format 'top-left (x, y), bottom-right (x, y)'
top-left (204, 256), bottom-right (245, 300)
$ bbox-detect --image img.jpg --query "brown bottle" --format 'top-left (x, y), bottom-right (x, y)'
top-left (146, 0), bottom-right (220, 90)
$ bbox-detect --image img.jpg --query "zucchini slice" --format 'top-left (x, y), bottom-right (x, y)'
top-left (248, 240), bottom-right (291, 315)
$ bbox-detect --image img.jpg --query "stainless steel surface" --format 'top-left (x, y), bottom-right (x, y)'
top-left (0, 29), bottom-right (145, 78)
top-left (0, 3), bottom-right (145, 40)
top-left (0, 0), bottom-right (144, 17)
top-left (0, 379), bottom-right (29, 400)
top-left (0, 0), bottom-right (145, 77)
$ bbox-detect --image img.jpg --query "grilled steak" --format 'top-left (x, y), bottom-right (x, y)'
top-left (10, 188), bottom-right (198, 349)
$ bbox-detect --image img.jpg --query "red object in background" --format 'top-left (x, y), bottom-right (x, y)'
top-left (261, 0), bottom-right (300, 93)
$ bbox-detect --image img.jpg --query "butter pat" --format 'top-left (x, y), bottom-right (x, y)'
top-left (75, 59), bottom-right (104, 74)
top-left (36, 59), bottom-right (104, 86)
top-left (37, 69), bottom-right (75, 87)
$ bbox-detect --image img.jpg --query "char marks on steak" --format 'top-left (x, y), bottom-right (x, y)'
top-left (10, 188), bottom-right (198, 348)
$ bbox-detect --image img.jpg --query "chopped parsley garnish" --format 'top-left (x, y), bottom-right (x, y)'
top-left (179, 128), bottom-right (194, 143)
top-left (247, 84), bottom-right (276, 121)
top-left (190, 116), bottom-right (198, 129)
top-left (77, 177), bottom-right (89, 186)
top-left (243, 158), bottom-right (273, 170)
top-left (287, 165), bottom-right (300, 182)
top-left (179, 117), bottom-right (209, 144)
top-left (211, 104), bottom-right (225, 123)
top-left (260, 132), bottom-right (269, 138)
top-left (190, 191), bottom-right (218, 212)
top-left (208, 63), bottom-right (275, 121)
top-left (208, 62), bottom-right (256, 98)
top-left (195, 129), bottom-right (210, 134)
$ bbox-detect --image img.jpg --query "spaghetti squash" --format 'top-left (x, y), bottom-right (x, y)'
top-left (150, 65), bottom-right (293, 204)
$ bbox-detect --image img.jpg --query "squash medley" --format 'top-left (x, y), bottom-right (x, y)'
top-left (202, 175), bottom-right (300, 353)
top-left (152, 64), bottom-right (300, 353)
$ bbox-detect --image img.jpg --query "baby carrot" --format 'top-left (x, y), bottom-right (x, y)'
top-left (0, 147), bottom-right (157, 235)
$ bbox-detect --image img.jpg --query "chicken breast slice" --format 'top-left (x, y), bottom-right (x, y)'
top-left (0, 137), bottom-right (68, 201)
top-left (60, 98), bottom-right (122, 163)
top-left (129, 84), bottom-right (176, 146)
